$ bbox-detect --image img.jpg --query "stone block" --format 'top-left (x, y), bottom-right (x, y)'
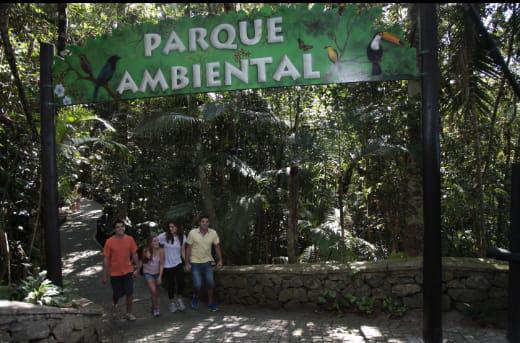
top-left (35, 337), bottom-right (58, 343)
top-left (402, 293), bottom-right (422, 309)
top-left (492, 273), bottom-right (508, 288)
top-left (278, 289), bottom-right (293, 303)
top-left (364, 274), bottom-right (385, 288)
top-left (489, 287), bottom-right (507, 299)
top-left (442, 294), bottom-right (451, 312)
top-left (391, 284), bottom-right (421, 297)
top-left (353, 285), bottom-right (371, 298)
top-left (282, 278), bottom-right (303, 288)
top-left (447, 289), bottom-right (487, 303)
top-left (446, 278), bottom-right (466, 289)
top-left (53, 317), bottom-right (75, 342)
top-left (283, 300), bottom-right (301, 311)
top-left (303, 278), bottom-right (322, 290)
top-left (306, 289), bottom-right (322, 302)
top-left (465, 274), bottom-right (491, 290)
top-left (10, 321), bottom-right (50, 341)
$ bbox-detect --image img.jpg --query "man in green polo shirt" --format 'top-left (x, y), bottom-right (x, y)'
top-left (185, 214), bottom-right (223, 312)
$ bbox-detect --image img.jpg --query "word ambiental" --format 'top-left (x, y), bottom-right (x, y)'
top-left (116, 17), bottom-right (321, 94)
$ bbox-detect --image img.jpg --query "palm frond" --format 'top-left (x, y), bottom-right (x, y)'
top-left (135, 112), bottom-right (201, 138)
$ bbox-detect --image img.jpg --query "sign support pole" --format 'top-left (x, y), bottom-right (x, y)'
top-left (419, 4), bottom-right (442, 342)
top-left (40, 42), bottom-right (63, 286)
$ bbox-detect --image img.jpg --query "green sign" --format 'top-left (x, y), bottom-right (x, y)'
top-left (52, 4), bottom-right (417, 106)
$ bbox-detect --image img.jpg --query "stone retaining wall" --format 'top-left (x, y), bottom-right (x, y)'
top-left (208, 257), bottom-right (508, 315)
top-left (0, 299), bottom-right (103, 343)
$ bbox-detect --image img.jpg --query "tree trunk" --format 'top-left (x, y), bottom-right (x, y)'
top-left (197, 163), bottom-right (220, 230)
top-left (0, 4), bottom-right (38, 140)
top-left (56, 3), bottom-right (67, 56)
top-left (402, 3), bottom-right (423, 256)
top-left (287, 94), bottom-right (301, 263)
top-left (288, 164), bottom-right (299, 263)
top-left (463, 6), bottom-right (486, 257)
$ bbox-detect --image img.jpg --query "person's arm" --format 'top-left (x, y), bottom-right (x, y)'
top-left (185, 244), bottom-right (191, 271)
top-left (158, 249), bottom-right (164, 285)
top-left (131, 238), bottom-right (139, 277)
top-left (133, 251), bottom-right (141, 278)
top-left (181, 235), bottom-right (187, 261)
top-left (215, 244), bottom-right (223, 269)
top-left (102, 256), bottom-right (110, 284)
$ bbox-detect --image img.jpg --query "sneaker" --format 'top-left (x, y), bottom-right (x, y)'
top-left (153, 309), bottom-right (160, 317)
top-left (191, 296), bottom-right (199, 310)
top-left (176, 297), bottom-right (185, 311)
top-left (169, 302), bottom-right (178, 313)
top-left (208, 303), bottom-right (219, 312)
top-left (124, 313), bottom-right (136, 321)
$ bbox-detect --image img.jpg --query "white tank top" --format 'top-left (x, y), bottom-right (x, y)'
top-left (158, 232), bottom-right (186, 268)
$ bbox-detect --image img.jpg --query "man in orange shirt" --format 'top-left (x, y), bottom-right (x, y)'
top-left (102, 219), bottom-right (139, 321)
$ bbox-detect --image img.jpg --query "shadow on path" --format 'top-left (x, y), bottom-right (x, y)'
top-left (61, 199), bottom-right (508, 343)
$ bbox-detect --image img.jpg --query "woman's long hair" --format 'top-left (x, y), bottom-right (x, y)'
top-left (165, 220), bottom-right (183, 245)
top-left (142, 235), bottom-right (157, 264)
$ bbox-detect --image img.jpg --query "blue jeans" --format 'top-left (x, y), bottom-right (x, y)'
top-left (191, 262), bottom-right (214, 291)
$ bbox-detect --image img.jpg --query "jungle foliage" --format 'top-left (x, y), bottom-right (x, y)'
top-left (0, 3), bottom-right (518, 285)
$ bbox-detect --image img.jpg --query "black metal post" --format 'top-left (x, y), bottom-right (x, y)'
top-left (40, 42), bottom-right (63, 286)
top-left (509, 164), bottom-right (520, 343)
top-left (419, 4), bottom-right (442, 343)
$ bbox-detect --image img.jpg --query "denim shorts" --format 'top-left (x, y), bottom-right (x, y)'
top-left (144, 273), bottom-right (160, 281)
top-left (191, 262), bottom-right (214, 290)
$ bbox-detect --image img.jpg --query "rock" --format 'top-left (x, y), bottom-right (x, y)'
top-left (306, 289), bottom-right (323, 302)
top-left (492, 273), bottom-right (508, 288)
top-left (442, 294), bottom-right (451, 312)
top-left (447, 289), bottom-right (487, 303)
top-left (303, 278), bottom-right (322, 290)
top-left (353, 284), bottom-right (371, 298)
top-left (488, 287), bottom-right (507, 299)
top-left (446, 279), bottom-right (466, 289)
top-left (324, 280), bottom-right (339, 291)
top-left (34, 337), bottom-right (57, 343)
top-left (10, 321), bottom-right (50, 341)
top-left (53, 317), bottom-right (75, 342)
top-left (465, 274), bottom-right (491, 290)
top-left (364, 274), bottom-right (384, 288)
top-left (283, 300), bottom-right (301, 311)
top-left (392, 284), bottom-right (421, 297)
top-left (403, 293), bottom-right (422, 309)
top-left (278, 289), bottom-right (293, 302)
top-left (443, 270), bottom-right (454, 282)
top-left (282, 278), bottom-right (303, 288)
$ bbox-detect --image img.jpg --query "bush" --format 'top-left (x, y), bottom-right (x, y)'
top-left (14, 270), bottom-right (77, 307)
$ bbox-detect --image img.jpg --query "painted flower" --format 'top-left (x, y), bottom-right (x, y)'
top-left (63, 96), bottom-right (72, 106)
top-left (54, 84), bottom-right (65, 97)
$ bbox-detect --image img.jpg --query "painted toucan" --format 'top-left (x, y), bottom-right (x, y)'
top-left (366, 32), bottom-right (403, 75)
top-left (92, 55), bottom-right (120, 102)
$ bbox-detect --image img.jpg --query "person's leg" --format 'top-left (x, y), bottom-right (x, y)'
top-left (123, 272), bottom-right (135, 319)
top-left (173, 264), bottom-right (185, 310)
top-left (203, 262), bottom-right (216, 309)
top-left (145, 275), bottom-right (158, 311)
top-left (164, 267), bottom-right (177, 312)
top-left (191, 263), bottom-right (202, 309)
top-left (110, 275), bottom-right (123, 306)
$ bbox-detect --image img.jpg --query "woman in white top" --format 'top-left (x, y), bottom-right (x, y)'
top-left (158, 220), bottom-right (187, 312)
top-left (136, 235), bottom-right (164, 317)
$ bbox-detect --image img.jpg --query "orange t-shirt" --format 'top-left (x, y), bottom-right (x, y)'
top-left (103, 234), bottom-right (137, 276)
